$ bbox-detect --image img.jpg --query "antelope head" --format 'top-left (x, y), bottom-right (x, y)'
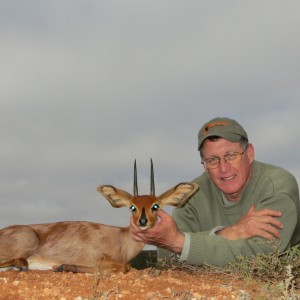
top-left (97, 160), bottom-right (199, 230)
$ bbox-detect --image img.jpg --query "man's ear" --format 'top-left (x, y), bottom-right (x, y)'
top-left (247, 143), bottom-right (255, 164)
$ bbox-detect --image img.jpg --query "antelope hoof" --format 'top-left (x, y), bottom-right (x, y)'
top-left (9, 258), bottom-right (29, 271)
top-left (53, 264), bottom-right (86, 273)
top-left (54, 265), bottom-right (65, 272)
top-left (19, 265), bottom-right (29, 272)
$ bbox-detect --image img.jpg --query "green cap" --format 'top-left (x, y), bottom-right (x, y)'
top-left (198, 117), bottom-right (248, 150)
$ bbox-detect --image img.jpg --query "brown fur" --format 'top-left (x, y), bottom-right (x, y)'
top-left (0, 182), bottom-right (198, 274)
top-left (0, 222), bottom-right (143, 274)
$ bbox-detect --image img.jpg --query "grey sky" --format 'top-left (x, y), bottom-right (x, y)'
top-left (0, 1), bottom-right (299, 231)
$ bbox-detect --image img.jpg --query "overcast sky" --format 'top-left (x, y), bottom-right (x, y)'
top-left (1, 1), bottom-right (300, 231)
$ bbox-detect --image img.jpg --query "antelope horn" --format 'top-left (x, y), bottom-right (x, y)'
top-left (150, 158), bottom-right (155, 196)
top-left (133, 159), bottom-right (138, 196)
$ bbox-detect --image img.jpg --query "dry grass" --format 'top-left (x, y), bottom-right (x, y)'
top-left (86, 242), bottom-right (300, 299)
top-left (158, 241), bottom-right (300, 299)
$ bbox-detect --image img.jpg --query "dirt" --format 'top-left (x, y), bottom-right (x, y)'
top-left (0, 267), bottom-right (293, 300)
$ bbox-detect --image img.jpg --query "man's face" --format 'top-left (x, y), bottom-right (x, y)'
top-left (201, 138), bottom-right (254, 201)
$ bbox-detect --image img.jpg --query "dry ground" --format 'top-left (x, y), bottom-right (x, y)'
top-left (0, 267), bottom-right (295, 300)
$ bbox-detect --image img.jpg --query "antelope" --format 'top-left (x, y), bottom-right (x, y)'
top-left (0, 160), bottom-right (199, 274)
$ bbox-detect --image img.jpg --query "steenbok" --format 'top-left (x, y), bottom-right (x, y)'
top-left (0, 160), bottom-right (199, 274)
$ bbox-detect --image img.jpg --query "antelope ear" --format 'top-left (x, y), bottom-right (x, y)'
top-left (97, 185), bottom-right (133, 208)
top-left (157, 182), bottom-right (199, 208)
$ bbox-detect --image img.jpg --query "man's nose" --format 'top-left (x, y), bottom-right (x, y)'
top-left (218, 157), bottom-right (229, 171)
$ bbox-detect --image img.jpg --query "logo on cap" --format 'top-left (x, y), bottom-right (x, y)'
top-left (202, 121), bottom-right (228, 134)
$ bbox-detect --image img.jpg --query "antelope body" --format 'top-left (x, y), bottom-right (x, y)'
top-left (0, 160), bottom-right (199, 274)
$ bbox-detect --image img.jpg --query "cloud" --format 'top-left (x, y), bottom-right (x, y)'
top-left (0, 1), bottom-right (299, 228)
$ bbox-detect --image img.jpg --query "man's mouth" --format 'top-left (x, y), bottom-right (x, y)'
top-left (221, 175), bottom-right (236, 181)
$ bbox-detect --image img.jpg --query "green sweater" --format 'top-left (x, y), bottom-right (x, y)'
top-left (158, 161), bottom-right (300, 266)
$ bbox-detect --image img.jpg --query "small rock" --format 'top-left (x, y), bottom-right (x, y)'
top-left (0, 278), bottom-right (7, 284)
top-left (13, 280), bottom-right (19, 286)
top-left (146, 291), bottom-right (156, 298)
top-left (192, 292), bottom-right (202, 299)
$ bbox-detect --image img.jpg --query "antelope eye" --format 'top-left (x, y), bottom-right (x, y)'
top-left (130, 205), bottom-right (137, 212)
top-left (152, 204), bottom-right (160, 211)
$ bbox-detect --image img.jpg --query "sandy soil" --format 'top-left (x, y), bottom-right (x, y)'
top-left (0, 267), bottom-right (292, 300)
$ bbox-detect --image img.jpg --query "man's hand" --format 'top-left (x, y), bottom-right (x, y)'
top-left (130, 209), bottom-right (184, 253)
top-left (217, 205), bottom-right (283, 240)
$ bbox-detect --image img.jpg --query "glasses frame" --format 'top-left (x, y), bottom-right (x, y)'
top-left (201, 150), bottom-right (246, 170)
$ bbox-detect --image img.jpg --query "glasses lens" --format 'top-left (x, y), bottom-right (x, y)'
top-left (204, 151), bottom-right (244, 169)
top-left (204, 157), bottom-right (219, 169)
top-left (225, 153), bottom-right (240, 163)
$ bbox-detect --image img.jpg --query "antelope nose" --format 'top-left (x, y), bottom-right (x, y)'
top-left (139, 217), bottom-right (148, 227)
top-left (139, 208), bottom-right (148, 227)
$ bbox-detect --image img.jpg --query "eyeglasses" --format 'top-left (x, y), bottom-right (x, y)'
top-left (201, 151), bottom-right (246, 170)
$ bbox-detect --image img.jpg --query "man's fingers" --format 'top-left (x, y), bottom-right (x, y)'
top-left (259, 216), bottom-right (283, 229)
top-left (254, 209), bottom-right (282, 217)
top-left (247, 205), bottom-right (256, 213)
top-left (130, 216), bottom-right (139, 231)
top-left (247, 219), bottom-right (282, 239)
top-left (258, 223), bottom-right (281, 239)
top-left (132, 234), bottom-right (145, 242)
top-left (255, 229), bottom-right (276, 241)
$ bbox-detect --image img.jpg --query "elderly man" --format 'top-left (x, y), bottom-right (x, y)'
top-left (131, 117), bottom-right (300, 266)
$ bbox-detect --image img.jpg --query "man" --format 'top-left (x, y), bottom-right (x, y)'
top-left (130, 117), bottom-right (300, 266)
